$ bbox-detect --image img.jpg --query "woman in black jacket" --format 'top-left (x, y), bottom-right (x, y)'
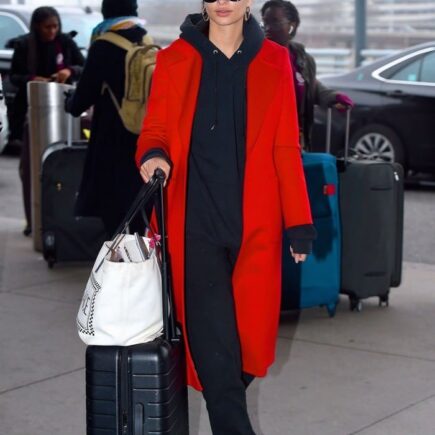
top-left (261, 0), bottom-right (353, 149)
top-left (10, 6), bottom-right (84, 236)
top-left (65, 0), bottom-right (146, 236)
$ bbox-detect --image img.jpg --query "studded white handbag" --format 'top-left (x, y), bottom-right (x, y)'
top-left (76, 174), bottom-right (166, 346)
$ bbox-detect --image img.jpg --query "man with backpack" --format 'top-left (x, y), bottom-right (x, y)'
top-left (65, 0), bottom-right (160, 236)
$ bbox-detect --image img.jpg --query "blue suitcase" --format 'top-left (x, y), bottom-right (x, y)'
top-left (281, 152), bottom-right (341, 317)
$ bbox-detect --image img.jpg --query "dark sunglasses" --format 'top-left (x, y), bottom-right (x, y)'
top-left (203, 0), bottom-right (242, 2)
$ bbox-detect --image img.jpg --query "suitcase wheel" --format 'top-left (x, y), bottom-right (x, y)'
top-left (379, 295), bottom-right (390, 308)
top-left (349, 297), bottom-right (363, 313)
top-left (327, 302), bottom-right (337, 318)
top-left (47, 258), bottom-right (55, 269)
top-left (42, 231), bottom-right (56, 269)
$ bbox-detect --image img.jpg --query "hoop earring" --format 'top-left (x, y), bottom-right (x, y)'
top-left (245, 6), bottom-right (251, 21)
top-left (202, 6), bottom-right (210, 22)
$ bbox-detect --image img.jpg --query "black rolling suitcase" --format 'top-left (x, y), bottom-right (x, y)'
top-left (337, 109), bottom-right (404, 311)
top-left (40, 117), bottom-right (105, 267)
top-left (86, 172), bottom-right (189, 435)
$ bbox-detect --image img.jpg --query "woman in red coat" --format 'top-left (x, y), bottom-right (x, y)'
top-left (137, 0), bottom-right (316, 433)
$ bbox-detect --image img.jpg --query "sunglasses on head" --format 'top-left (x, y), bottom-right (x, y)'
top-left (203, 0), bottom-right (242, 3)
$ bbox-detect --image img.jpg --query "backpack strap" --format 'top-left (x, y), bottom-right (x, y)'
top-left (101, 82), bottom-right (121, 111)
top-left (142, 34), bottom-right (154, 45)
top-left (98, 32), bottom-right (133, 110)
top-left (96, 32), bottom-right (134, 51)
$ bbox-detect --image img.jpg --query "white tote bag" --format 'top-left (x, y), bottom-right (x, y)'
top-left (76, 233), bottom-right (163, 346)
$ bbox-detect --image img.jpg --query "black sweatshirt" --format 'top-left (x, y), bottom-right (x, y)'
top-left (181, 14), bottom-right (263, 249)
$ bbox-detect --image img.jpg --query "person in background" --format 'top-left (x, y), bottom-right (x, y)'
top-left (137, 0), bottom-right (316, 432)
top-left (10, 6), bottom-right (84, 236)
top-left (261, 0), bottom-right (354, 149)
top-left (65, 0), bottom-right (147, 236)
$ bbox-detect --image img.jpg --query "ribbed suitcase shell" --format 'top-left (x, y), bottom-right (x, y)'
top-left (86, 340), bottom-right (189, 435)
top-left (339, 160), bottom-right (404, 304)
top-left (282, 152), bottom-right (341, 317)
top-left (40, 142), bottom-right (106, 265)
top-left (390, 164), bottom-right (404, 288)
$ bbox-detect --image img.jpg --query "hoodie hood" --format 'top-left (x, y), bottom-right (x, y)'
top-left (180, 13), bottom-right (264, 61)
top-left (180, 13), bottom-right (264, 131)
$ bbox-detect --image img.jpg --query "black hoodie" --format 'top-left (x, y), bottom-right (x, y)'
top-left (182, 14), bottom-right (264, 248)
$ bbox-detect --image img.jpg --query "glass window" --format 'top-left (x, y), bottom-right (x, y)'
top-left (420, 51), bottom-right (435, 83)
top-left (0, 14), bottom-right (25, 49)
top-left (61, 13), bottom-right (102, 49)
top-left (389, 58), bottom-right (421, 82)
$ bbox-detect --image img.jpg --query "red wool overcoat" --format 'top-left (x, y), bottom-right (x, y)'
top-left (136, 38), bottom-right (313, 391)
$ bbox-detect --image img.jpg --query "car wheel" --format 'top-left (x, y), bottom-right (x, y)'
top-left (350, 124), bottom-right (405, 169)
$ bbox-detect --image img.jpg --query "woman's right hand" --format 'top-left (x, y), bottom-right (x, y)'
top-left (140, 157), bottom-right (171, 186)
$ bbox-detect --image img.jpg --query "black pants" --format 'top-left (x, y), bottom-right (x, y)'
top-left (185, 236), bottom-right (255, 435)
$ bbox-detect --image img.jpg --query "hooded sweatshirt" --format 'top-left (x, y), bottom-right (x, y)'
top-left (181, 14), bottom-right (264, 249)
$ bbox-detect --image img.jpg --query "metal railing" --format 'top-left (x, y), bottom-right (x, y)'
top-left (0, 40), bottom-right (399, 81)
top-left (308, 47), bottom-right (399, 76)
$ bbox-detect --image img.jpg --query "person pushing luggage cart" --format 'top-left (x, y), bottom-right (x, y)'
top-left (137, 1), bottom-right (316, 433)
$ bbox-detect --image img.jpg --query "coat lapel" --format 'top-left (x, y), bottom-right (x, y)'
top-left (166, 44), bottom-right (202, 157)
top-left (166, 41), bottom-right (282, 155)
top-left (246, 49), bottom-right (282, 151)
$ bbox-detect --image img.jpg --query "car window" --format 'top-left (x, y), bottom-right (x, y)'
top-left (389, 58), bottom-right (421, 82)
top-left (0, 14), bottom-right (26, 49)
top-left (61, 13), bottom-right (102, 49)
top-left (420, 51), bottom-right (435, 83)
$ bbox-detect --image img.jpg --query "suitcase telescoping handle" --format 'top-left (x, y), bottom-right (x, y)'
top-left (326, 107), bottom-right (351, 162)
top-left (109, 169), bottom-right (177, 342)
top-left (67, 112), bottom-right (73, 147)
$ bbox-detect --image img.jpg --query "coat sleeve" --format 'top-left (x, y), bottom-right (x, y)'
top-left (10, 39), bottom-right (32, 87)
top-left (306, 54), bottom-right (337, 108)
top-left (135, 50), bottom-right (170, 168)
top-left (65, 41), bottom-right (106, 116)
top-left (273, 49), bottom-right (314, 232)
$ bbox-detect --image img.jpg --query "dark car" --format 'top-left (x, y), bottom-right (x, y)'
top-left (311, 41), bottom-right (435, 174)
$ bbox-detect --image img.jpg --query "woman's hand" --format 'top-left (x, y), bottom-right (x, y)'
top-left (33, 76), bottom-right (50, 82)
top-left (52, 68), bottom-right (72, 83)
top-left (290, 247), bottom-right (307, 264)
top-left (334, 93), bottom-right (354, 112)
top-left (140, 157), bottom-right (171, 186)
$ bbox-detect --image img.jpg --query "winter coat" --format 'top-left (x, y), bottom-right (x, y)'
top-left (289, 41), bottom-right (338, 149)
top-left (66, 27), bottom-right (146, 234)
top-left (136, 37), bottom-right (314, 391)
top-left (9, 33), bottom-right (84, 141)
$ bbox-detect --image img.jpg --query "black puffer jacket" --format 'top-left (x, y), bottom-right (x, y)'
top-left (9, 33), bottom-right (84, 141)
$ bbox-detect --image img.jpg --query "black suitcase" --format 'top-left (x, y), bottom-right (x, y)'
top-left (86, 172), bottom-right (189, 435)
top-left (40, 141), bottom-right (106, 267)
top-left (337, 109), bottom-right (404, 311)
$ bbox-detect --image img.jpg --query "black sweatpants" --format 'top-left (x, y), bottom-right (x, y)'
top-left (185, 236), bottom-right (255, 435)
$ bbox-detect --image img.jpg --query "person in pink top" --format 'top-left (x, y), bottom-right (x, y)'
top-left (261, 0), bottom-right (354, 150)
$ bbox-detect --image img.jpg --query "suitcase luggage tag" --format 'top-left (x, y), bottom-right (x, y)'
top-left (323, 184), bottom-right (336, 196)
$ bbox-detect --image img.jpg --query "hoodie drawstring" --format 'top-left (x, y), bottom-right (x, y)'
top-left (211, 49), bottom-right (219, 131)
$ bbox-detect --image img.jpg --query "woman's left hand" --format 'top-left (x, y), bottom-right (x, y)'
top-left (334, 93), bottom-right (354, 112)
top-left (290, 247), bottom-right (307, 264)
top-left (52, 68), bottom-right (72, 83)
